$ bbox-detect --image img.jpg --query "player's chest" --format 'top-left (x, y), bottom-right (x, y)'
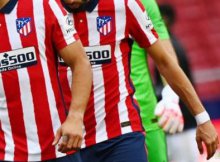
top-left (72, 12), bottom-right (127, 46)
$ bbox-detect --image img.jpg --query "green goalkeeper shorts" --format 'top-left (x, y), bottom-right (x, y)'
top-left (145, 129), bottom-right (168, 162)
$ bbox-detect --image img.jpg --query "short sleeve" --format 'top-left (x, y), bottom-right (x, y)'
top-left (142, 0), bottom-right (169, 40)
top-left (127, 0), bottom-right (158, 48)
top-left (48, 0), bottom-right (79, 50)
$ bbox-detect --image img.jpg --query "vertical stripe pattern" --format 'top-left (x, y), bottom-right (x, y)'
top-left (59, 0), bottom-right (158, 148)
top-left (0, 0), bottom-right (78, 161)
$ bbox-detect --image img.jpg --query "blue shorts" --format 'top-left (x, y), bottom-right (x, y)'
top-left (80, 132), bottom-right (148, 162)
top-left (45, 152), bottom-right (82, 162)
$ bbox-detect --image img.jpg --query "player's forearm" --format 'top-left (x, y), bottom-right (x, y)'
top-left (69, 58), bottom-right (92, 117)
top-left (160, 39), bottom-right (178, 85)
top-left (148, 40), bottom-right (205, 116)
top-left (157, 58), bottom-right (205, 116)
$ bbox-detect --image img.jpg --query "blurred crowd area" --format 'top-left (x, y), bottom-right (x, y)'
top-left (155, 0), bottom-right (220, 161)
top-left (155, 0), bottom-right (220, 119)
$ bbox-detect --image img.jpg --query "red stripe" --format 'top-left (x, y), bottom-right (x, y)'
top-left (3, 73), bottom-right (28, 161)
top-left (84, 88), bottom-right (96, 146)
top-left (98, 0), bottom-right (121, 139)
top-left (50, 4), bottom-right (68, 50)
top-left (126, 0), bottom-right (158, 48)
top-left (59, 67), bottom-right (72, 110)
top-left (0, 13), bottom-right (9, 161)
top-left (0, 121), bottom-right (6, 160)
top-left (123, 1), bottom-right (143, 132)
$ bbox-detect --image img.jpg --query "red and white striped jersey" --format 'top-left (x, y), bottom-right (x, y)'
top-left (59, 0), bottom-right (158, 148)
top-left (0, 0), bottom-right (79, 161)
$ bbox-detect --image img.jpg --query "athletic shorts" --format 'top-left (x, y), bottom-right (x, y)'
top-left (45, 152), bottom-right (82, 162)
top-left (145, 129), bottom-right (168, 162)
top-left (80, 132), bottom-right (148, 162)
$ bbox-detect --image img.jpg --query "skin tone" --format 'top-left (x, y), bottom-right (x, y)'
top-left (0, 0), bottom-right (9, 9)
top-left (63, 0), bottom-right (89, 10)
top-left (52, 40), bottom-right (92, 153)
top-left (63, 0), bottom-right (219, 159)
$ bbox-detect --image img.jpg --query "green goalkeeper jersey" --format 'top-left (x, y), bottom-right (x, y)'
top-left (131, 0), bottom-right (169, 131)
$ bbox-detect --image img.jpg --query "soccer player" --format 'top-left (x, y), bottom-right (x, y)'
top-left (131, 0), bottom-right (183, 162)
top-left (60, 0), bottom-right (219, 161)
top-left (0, 0), bottom-right (92, 161)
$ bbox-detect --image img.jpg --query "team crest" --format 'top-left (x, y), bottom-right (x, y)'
top-left (96, 16), bottom-right (112, 36)
top-left (16, 17), bottom-right (32, 36)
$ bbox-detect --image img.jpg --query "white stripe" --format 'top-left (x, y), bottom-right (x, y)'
top-left (19, 28), bottom-right (23, 34)
top-left (23, 25), bottom-right (27, 36)
top-left (128, 0), bottom-right (157, 44)
top-left (87, 11), bottom-right (108, 143)
top-left (27, 21), bottom-right (31, 34)
top-left (114, 0), bottom-right (132, 134)
top-left (67, 67), bottom-right (72, 89)
top-left (194, 68), bottom-right (220, 83)
top-left (0, 74), bottom-right (14, 161)
top-left (34, 0), bottom-right (65, 159)
top-left (6, 5), bottom-right (42, 161)
top-left (49, 0), bottom-right (75, 46)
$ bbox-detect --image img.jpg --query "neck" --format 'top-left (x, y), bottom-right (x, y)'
top-left (0, 0), bottom-right (9, 9)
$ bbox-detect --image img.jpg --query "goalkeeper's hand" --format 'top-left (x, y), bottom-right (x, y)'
top-left (154, 85), bottom-right (184, 134)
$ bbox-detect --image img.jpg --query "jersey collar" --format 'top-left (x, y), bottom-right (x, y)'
top-left (0, 0), bottom-right (18, 14)
top-left (62, 0), bottom-right (99, 13)
top-left (86, 0), bottom-right (98, 12)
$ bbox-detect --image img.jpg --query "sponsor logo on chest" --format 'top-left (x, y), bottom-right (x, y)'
top-left (0, 47), bottom-right (37, 73)
top-left (58, 45), bottom-right (111, 67)
top-left (85, 45), bottom-right (111, 66)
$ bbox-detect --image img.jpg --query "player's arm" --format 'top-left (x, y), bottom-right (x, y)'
top-left (143, 0), bottom-right (182, 133)
top-left (53, 40), bottom-right (92, 152)
top-left (147, 39), bottom-right (219, 160)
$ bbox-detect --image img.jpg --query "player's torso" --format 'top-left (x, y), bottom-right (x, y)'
top-left (0, 0), bottom-right (67, 161)
top-left (69, 0), bottom-right (143, 147)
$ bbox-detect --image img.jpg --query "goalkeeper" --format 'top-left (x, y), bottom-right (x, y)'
top-left (131, 0), bottom-right (183, 161)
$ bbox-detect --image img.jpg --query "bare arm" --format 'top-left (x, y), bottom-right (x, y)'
top-left (147, 39), bottom-right (219, 159)
top-left (148, 39), bottom-right (203, 115)
top-left (53, 40), bottom-right (92, 152)
top-left (59, 40), bottom-right (92, 117)
top-left (159, 39), bottom-right (178, 85)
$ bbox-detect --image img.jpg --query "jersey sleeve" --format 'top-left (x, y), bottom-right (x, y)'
top-left (141, 0), bottom-right (170, 40)
top-left (48, 0), bottom-right (79, 50)
top-left (127, 0), bottom-right (158, 48)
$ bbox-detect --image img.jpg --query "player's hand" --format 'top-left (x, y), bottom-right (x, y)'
top-left (154, 85), bottom-right (184, 134)
top-left (52, 111), bottom-right (83, 153)
top-left (196, 121), bottom-right (219, 160)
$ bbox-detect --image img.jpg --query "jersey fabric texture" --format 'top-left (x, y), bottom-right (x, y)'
top-left (0, 0), bottom-right (79, 161)
top-left (131, 0), bottom-right (170, 132)
top-left (59, 0), bottom-right (158, 148)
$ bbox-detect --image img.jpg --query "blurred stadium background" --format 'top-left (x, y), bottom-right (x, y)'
top-left (156, 0), bottom-right (220, 161)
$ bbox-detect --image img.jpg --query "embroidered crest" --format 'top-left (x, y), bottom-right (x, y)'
top-left (96, 16), bottom-right (112, 36)
top-left (16, 17), bottom-right (32, 36)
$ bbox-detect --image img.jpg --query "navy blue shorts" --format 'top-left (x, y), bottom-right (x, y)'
top-left (80, 132), bottom-right (148, 162)
top-left (44, 152), bottom-right (82, 162)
